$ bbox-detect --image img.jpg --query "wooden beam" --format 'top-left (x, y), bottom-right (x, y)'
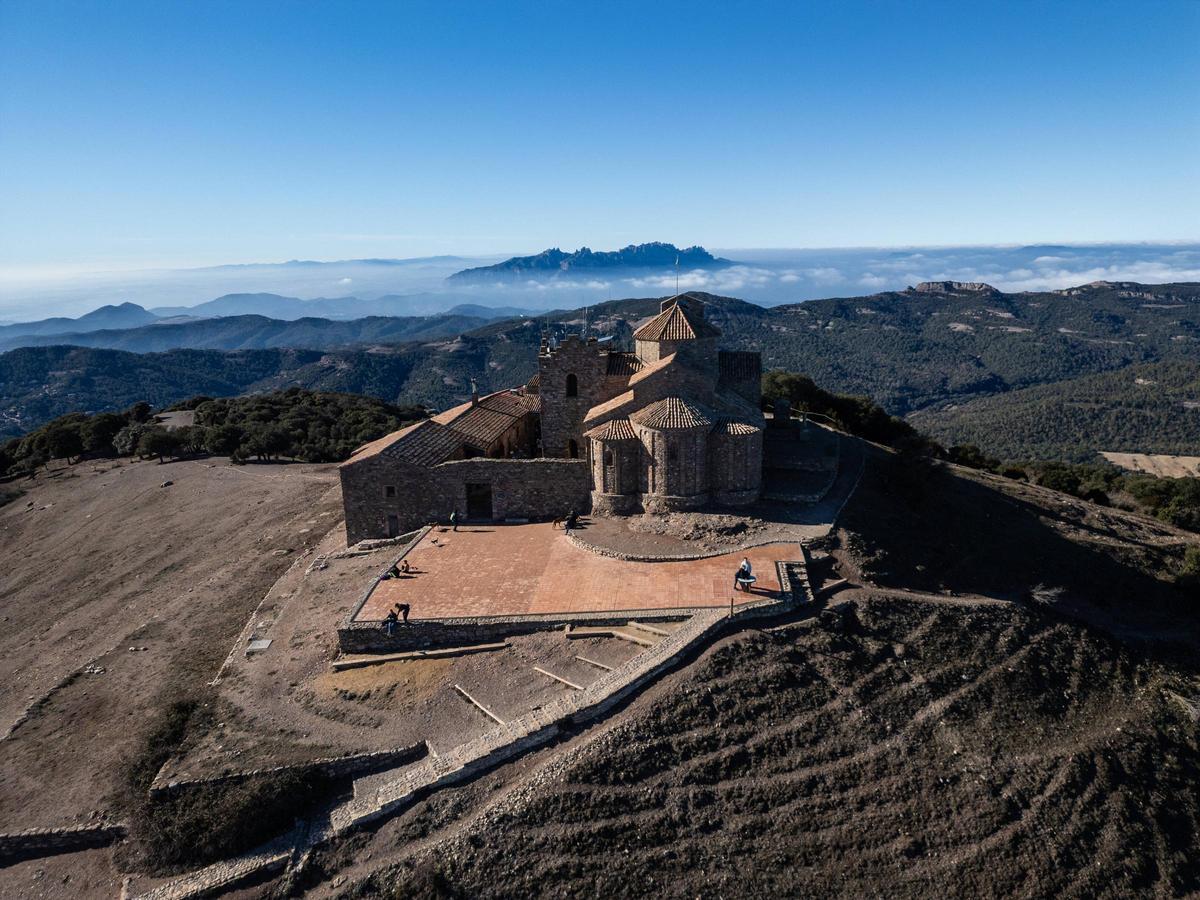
top-left (532, 665), bottom-right (584, 690)
top-left (331, 642), bottom-right (508, 672)
top-left (574, 654), bottom-right (613, 672)
top-left (454, 684), bottom-right (506, 725)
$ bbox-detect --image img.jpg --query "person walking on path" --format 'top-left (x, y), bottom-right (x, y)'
top-left (450, 509), bottom-right (459, 532)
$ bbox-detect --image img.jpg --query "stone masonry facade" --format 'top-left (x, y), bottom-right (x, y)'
top-left (339, 293), bottom-right (766, 543)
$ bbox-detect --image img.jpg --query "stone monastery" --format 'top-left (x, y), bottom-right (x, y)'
top-left (339, 294), bottom-right (766, 544)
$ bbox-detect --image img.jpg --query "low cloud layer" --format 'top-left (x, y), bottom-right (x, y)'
top-left (2, 242), bottom-right (1197, 320)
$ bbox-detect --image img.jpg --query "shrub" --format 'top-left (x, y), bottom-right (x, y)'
top-left (137, 427), bottom-right (181, 463)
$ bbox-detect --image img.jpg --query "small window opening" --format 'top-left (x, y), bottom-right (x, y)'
top-left (385, 485), bottom-right (396, 498)
top-left (568, 439), bottom-right (579, 459)
top-left (565, 373), bottom-right (578, 397)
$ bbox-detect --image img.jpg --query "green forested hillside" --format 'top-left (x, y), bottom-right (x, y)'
top-left (909, 362), bottom-right (1200, 461)
top-left (2, 282), bottom-right (1198, 457)
top-left (0, 312), bottom-right (488, 353)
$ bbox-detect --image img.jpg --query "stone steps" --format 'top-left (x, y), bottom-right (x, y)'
top-left (131, 848), bottom-right (293, 900)
top-left (565, 625), bottom-right (658, 647)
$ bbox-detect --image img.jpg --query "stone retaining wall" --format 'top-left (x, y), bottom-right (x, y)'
top-left (331, 558), bottom-right (810, 834)
top-left (337, 609), bottom-right (695, 654)
top-left (149, 742), bottom-right (427, 799)
top-left (0, 823), bottom-right (127, 863)
top-left (565, 531), bottom-right (805, 563)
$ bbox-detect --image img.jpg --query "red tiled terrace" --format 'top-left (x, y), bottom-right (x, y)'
top-left (356, 523), bottom-right (795, 621)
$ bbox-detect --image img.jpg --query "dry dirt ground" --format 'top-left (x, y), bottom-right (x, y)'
top-left (289, 447), bottom-right (1199, 899)
top-left (355, 597), bottom-right (1200, 899)
top-left (1101, 451), bottom-right (1200, 479)
top-left (0, 457), bottom-right (342, 898)
top-left (4, 442), bottom-right (1199, 899)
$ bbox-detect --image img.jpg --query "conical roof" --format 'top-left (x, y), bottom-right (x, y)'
top-left (630, 396), bottom-right (713, 430)
top-left (584, 418), bottom-right (637, 441)
top-left (632, 298), bottom-right (721, 341)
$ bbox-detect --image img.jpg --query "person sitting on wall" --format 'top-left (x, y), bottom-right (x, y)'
top-left (735, 557), bottom-right (756, 592)
top-left (383, 608), bottom-right (399, 636)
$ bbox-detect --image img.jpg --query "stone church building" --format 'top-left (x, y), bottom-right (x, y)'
top-left (339, 294), bottom-right (764, 543)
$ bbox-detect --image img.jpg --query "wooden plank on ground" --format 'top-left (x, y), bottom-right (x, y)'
top-left (331, 642), bottom-right (508, 671)
top-left (454, 684), bottom-right (506, 725)
top-left (532, 665), bottom-right (584, 690)
top-left (574, 654), bottom-right (614, 671)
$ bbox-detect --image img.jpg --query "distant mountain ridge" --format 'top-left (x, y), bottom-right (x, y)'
top-left (4, 281), bottom-right (1199, 459)
top-left (0, 302), bottom-right (159, 339)
top-left (449, 242), bottom-right (730, 281)
top-left (0, 312), bottom-right (495, 354)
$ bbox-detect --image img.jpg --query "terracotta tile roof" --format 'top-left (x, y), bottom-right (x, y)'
top-left (432, 399), bottom-right (474, 425)
top-left (605, 352), bottom-right (644, 377)
top-left (525, 371), bottom-right (541, 393)
top-left (349, 388), bottom-right (538, 466)
top-left (445, 405), bottom-right (520, 448)
top-left (711, 417), bottom-right (762, 436)
top-left (627, 352), bottom-right (676, 386)
top-left (342, 421), bottom-right (423, 465)
top-left (718, 350), bottom-right (761, 381)
top-left (584, 418), bottom-right (638, 441)
top-left (585, 388), bottom-right (636, 423)
top-left (382, 420), bottom-right (465, 466)
top-left (475, 390), bottom-right (537, 418)
top-left (341, 418), bottom-right (464, 468)
top-left (632, 301), bottom-right (721, 341)
top-left (630, 396), bottom-right (714, 430)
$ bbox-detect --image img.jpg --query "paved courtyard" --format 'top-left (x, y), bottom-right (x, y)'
top-left (356, 523), bottom-right (796, 621)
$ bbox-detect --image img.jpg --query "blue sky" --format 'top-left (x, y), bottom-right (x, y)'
top-left (1, 0), bottom-right (1197, 276)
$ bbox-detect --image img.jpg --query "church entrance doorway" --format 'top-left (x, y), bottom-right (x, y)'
top-left (465, 483), bottom-right (493, 520)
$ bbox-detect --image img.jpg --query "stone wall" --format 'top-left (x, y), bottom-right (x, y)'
top-left (537, 335), bottom-right (610, 458)
top-left (149, 742), bottom-right (428, 799)
top-left (434, 458), bottom-right (590, 522)
top-left (0, 823), bottom-right (127, 863)
top-left (340, 457), bottom-right (589, 544)
top-left (709, 429), bottom-right (763, 502)
top-left (338, 608), bottom-right (693, 652)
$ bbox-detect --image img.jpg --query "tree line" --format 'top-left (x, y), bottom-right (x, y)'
top-left (0, 388), bottom-right (425, 479)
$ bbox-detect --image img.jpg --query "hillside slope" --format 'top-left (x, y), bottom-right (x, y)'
top-left (2, 282), bottom-right (1198, 457)
top-left (322, 446), bottom-right (1200, 898)
top-left (910, 361), bottom-right (1200, 460)
top-left (0, 312), bottom-right (487, 353)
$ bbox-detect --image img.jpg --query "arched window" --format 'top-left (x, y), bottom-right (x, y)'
top-left (568, 439), bottom-right (579, 459)
top-left (604, 450), bottom-right (615, 467)
top-left (565, 373), bottom-right (578, 397)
